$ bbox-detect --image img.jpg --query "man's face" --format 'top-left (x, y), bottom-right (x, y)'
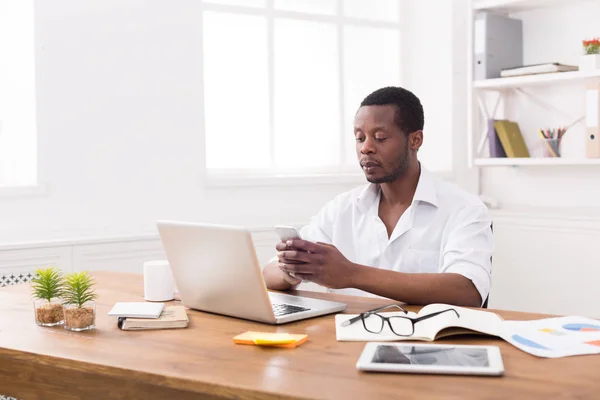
top-left (354, 105), bottom-right (418, 184)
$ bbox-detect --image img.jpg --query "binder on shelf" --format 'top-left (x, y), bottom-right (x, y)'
top-left (586, 82), bottom-right (600, 158)
top-left (474, 11), bottom-right (523, 80)
top-left (493, 120), bottom-right (530, 158)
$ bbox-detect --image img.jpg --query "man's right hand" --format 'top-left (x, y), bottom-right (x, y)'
top-left (280, 269), bottom-right (302, 286)
top-left (262, 241), bottom-right (303, 290)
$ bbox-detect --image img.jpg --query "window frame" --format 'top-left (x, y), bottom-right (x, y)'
top-left (0, 0), bottom-right (44, 195)
top-left (199, 0), bottom-right (404, 187)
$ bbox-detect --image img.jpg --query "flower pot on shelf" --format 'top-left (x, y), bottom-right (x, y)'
top-left (63, 302), bottom-right (96, 331)
top-left (33, 298), bottom-right (64, 326)
top-left (579, 54), bottom-right (600, 71)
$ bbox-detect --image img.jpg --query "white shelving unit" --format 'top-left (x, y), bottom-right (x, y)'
top-left (474, 157), bottom-right (600, 166)
top-left (474, 69), bottom-right (600, 90)
top-left (472, 0), bottom-right (594, 13)
top-left (467, 0), bottom-right (600, 168)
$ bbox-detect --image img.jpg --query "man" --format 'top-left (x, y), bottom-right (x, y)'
top-left (263, 86), bottom-right (493, 307)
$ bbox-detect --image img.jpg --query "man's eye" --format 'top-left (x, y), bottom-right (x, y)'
top-left (375, 137), bottom-right (387, 142)
top-left (355, 137), bottom-right (365, 143)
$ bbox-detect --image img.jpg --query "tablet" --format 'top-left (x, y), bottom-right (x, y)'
top-left (356, 342), bottom-right (504, 376)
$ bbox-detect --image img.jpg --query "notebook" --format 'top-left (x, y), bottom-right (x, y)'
top-left (108, 302), bottom-right (165, 319)
top-left (493, 120), bottom-right (530, 157)
top-left (335, 303), bottom-right (600, 358)
top-left (117, 306), bottom-right (189, 330)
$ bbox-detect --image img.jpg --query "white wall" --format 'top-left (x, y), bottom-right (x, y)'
top-left (0, 0), bottom-right (458, 245)
top-left (0, 0), bottom-right (359, 243)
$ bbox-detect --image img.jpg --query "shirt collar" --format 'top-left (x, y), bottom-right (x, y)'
top-left (413, 167), bottom-right (438, 208)
top-left (355, 165), bottom-right (439, 214)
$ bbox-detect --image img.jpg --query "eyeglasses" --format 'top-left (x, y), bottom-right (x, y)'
top-left (360, 307), bottom-right (460, 337)
top-left (340, 304), bottom-right (408, 328)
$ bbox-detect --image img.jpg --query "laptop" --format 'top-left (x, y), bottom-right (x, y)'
top-left (156, 220), bottom-right (347, 324)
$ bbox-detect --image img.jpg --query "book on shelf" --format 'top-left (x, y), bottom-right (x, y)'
top-left (487, 119), bottom-right (507, 158)
top-left (493, 120), bottom-right (530, 157)
top-left (500, 63), bottom-right (578, 78)
top-left (335, 303), bottom-right (600, 358)
top-left (117, 305), bottom-right (189, 330)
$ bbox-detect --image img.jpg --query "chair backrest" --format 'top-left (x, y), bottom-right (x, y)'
top-left (482, 221), bottom-right (494, 309)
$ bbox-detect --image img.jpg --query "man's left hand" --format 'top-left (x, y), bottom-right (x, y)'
top-left (277, 240), bottom-right (357, 289)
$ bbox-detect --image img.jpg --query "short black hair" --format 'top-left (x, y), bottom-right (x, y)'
top-left (359, 86), bottom-right (424, 135)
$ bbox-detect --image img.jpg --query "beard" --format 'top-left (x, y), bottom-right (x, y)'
top-left (366, 140), bottom-right (410, 184)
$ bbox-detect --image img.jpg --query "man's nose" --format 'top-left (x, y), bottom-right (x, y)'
top-left (360, 137), bottom-right (376, 154)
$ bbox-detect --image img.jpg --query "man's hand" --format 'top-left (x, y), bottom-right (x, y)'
top-left (277, 239), bottom-right (356, 289)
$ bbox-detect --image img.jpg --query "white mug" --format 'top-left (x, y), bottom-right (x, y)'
top-left (143, 260), bottom-right (175, 302)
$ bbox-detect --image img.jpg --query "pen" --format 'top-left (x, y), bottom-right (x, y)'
top-left (340, 304), bottom-right (407, 327)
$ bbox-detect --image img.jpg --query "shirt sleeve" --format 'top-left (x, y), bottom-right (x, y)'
top-left (439, 204), bottom-right (494, 306)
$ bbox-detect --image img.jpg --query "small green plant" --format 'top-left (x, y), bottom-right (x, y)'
top-left (62, 271), bottom-right (97, 308)
top-left (30, 267), bottom-right (64, 302)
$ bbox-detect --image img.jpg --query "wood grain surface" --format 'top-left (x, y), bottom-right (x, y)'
top-left (1, 271), bottom-right (600, 400)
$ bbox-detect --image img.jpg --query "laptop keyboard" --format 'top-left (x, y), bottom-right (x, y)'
top-left (272, 303), bottom-right (311, 317)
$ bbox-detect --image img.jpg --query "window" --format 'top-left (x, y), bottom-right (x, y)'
top-left (0, 0), bottom-right (38, 187)
top-left (201, 0), bottom-right (402, 179)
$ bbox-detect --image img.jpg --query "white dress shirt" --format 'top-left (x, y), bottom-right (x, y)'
top-left (298, 168), bottom-right (494, 305)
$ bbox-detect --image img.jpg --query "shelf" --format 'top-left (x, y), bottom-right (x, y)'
top-left (472, 0), bottom-right (593, 13)
top-left (474, 158), bottom-right (600, 166)
top-left (473, 69), bottom-right (600, 90)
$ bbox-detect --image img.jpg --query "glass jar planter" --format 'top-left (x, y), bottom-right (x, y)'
top-left (33, 299), bottom-right (64, 326)
top-left (63, 302), bottom-right (96, 331)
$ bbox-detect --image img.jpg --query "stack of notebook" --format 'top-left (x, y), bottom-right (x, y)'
top-left (500, 63), bottom-right (578, 78)
top-left (108, 302), bottom-right (189, 330)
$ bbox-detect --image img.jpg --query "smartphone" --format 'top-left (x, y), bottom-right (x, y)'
top-left (275, 226), bottom-right (302, 242)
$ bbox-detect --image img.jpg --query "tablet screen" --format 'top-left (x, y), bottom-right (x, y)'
top-left (371, 345), bottom-right (490, 367)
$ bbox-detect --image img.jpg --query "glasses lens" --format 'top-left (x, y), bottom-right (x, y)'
top-left (362, 313), bottom-right (384, 333)
top-left (388, 317), bottom-right (413, 336)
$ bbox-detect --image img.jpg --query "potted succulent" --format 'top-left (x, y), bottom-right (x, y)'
top-left (580, 37), bottom-right (600, 71)
top-left (30, 267), bottom-right (65, 326)
top-left (62, 271), bottom-right (98, 331)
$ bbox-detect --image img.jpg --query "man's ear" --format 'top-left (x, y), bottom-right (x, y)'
top-left (409, 130), bottom-right (423, 151)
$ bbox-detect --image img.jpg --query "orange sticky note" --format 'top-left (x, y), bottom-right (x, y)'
top-left (233, 331), bottom-right (308, 348)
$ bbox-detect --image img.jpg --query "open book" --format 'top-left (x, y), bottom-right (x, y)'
top-left (336, 303), bottom-right (600, 358)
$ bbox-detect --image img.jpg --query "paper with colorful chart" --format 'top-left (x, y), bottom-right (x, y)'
top-left (499, 316), bottom-right (600, 358)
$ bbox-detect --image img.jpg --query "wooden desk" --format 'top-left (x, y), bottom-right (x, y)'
top-left (1, 271), bottom-right (599, 400)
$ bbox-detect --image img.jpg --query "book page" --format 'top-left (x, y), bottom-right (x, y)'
top-left (413, 304), bottom-right (504, 340)
top-left (336, 305), bottom-right (504, 342)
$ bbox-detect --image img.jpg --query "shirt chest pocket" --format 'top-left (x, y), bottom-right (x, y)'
top-left (401, 249), bottom-right (440, 273)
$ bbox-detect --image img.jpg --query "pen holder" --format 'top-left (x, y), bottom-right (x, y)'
top-left (543, 137), bottom-right (561, 157)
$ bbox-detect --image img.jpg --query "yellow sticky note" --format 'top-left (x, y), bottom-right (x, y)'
top-left (252, 333), bottom-right (295, 345)
top-left (233, 331), bottom-right (308, 348)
